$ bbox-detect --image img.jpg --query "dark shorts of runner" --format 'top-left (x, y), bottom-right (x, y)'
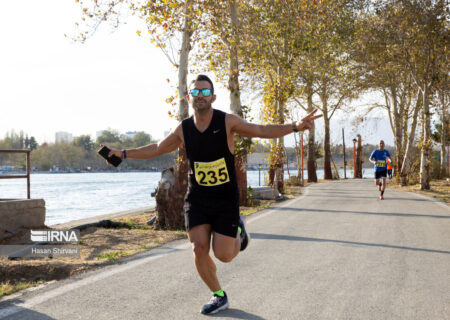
top-left (375, 170), bottom-right (388, 180)
top-left (388, 169), bottom-right (392, 176)
top-left (184, 197), bottom-right (240, 238)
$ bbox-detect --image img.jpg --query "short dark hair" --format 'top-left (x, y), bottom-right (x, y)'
top-left (190, 74), bottom-right (214, 94)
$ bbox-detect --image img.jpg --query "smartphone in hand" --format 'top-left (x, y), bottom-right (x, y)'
top-left (98, 146), bottom-right (122, 167)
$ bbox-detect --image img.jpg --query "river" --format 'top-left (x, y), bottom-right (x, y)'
top-left (0, 168), bottom-right (374, 225)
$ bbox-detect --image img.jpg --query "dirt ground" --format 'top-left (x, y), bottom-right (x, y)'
top-left (387, 178), bottom-right (450, 204)
top-left (0, 212), bottom-right (186, 297)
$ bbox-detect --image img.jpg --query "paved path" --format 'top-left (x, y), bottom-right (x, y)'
top-left (1, 179), bottom-right (449, 320)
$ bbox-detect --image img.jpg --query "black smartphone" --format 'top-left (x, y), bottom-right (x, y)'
top-left (98, 146), bottom-right (122, 167)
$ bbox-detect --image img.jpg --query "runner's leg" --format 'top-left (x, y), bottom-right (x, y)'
top-left (212, 231), bottom-right (240, 263)
top-left (188, 224), bottom-right (221, 292)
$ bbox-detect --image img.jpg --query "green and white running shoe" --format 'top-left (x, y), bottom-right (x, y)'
top-left (200, 292), bottom-right (229, 315)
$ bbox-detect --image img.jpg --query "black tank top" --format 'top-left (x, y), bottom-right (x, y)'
top-left (182, 109), bottom-right (239, 201)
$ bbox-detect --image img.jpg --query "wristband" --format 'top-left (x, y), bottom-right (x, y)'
top-left (122, 150), bottom-right (127, 160)
top-left (292, 122), bottom-right (299, 132)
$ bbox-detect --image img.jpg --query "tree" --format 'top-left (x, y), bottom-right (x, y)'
top-left (74, 0), bottom-right (201, 229)
top-left (353, 11), bottom-right (422, 183)
top-left (239, 0), bottom-right (309, 190)
top-left (192, 0), bottom-right (250, 205)
top-left (96, 129), bottom-right (121, 145)
top-left (132, 131), bottom-right (154, 147)
top-left (354, 0), bottom-right (448, 188)
top-left (304, 0), bottom-right (359, 180)
top-left (434, 73), bottom-right (449, 178)
top-left (370, 0), bottom-right (448, 190)
top-left (28, 137), bottom-right (39, 151)
top-left (73, 135), bottom-right (94, 152)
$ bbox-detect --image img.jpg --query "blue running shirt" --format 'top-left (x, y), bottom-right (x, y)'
top-left (370, 149), bottom-right (391, 172)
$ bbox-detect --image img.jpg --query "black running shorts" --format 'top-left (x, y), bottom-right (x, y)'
top-left (184, 197), bottom-right (240, 238)
top-left (375, 170), bottom-right (388, 180)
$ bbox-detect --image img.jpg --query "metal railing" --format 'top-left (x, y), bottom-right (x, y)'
top-left (0, 149), bottom-right (31, 199)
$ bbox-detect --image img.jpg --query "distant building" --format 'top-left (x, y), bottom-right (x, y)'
top-left (55, 131), bottom-right (73, 144)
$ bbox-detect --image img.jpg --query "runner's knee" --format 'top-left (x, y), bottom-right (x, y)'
top-left (191, 241), bottom-right (210, 258)
top-left (214, 250), bottom-right (234, 263)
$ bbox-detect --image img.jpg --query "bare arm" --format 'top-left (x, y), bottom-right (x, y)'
top-left (106, 124), bottom-right (183, 160)
top-left (229, 109), bottom-right (322, 138)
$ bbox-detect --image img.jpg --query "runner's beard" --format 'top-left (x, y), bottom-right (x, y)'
top-left (193, 99), bottom-right (212, 113)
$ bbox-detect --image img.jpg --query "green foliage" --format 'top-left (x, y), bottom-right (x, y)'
top-left (432, 121), bottom-right (450, 145)
top-left (73, 135), bottom-right (94, 152)
top-left (234, 105), bottom-right (254, 156)
top-left (96, 129), bottom-right (121, 146)
top-left (246, 186), bottom-right (254, 206)
top-left (0, 131), bottom-right (175, 172)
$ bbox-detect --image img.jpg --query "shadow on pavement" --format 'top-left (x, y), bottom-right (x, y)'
top-left (270, 207), bottom-right (449, 219)
top-left (304, 194), bottom-right (431, 201)
top-left (250, 233), bottom-right (450, 255)
top-left (210, 308), bottom-right (266, 319)
top-left (0, 299), bottom-right (55, 320)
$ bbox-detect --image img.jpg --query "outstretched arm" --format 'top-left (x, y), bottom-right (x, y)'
top-left (106, 124), bottom-right (183, 160)
top-left (230, 109), bottom-right (322, 138)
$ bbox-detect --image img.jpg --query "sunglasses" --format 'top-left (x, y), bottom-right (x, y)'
top-left (190, 88), bottom-right (212, 97)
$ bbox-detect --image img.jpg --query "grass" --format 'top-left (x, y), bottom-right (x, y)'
top-left (96, 251), bottom-right (128, 261)
top-left (241, 199), bottom-right (274, 216)
top-left (0, 280), bottom-right (43, 297)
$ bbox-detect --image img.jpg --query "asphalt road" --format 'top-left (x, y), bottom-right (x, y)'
top-left (1, 179), bottom-right (449, 320)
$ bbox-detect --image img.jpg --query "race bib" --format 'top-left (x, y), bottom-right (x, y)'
top-left (194, 158), bottom-right (230, 186)
top-left (376, 160), bottom-right (386, 167)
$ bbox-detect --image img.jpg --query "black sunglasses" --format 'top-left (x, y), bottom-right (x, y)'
top-left (190, 88), bottom-right (212, 97)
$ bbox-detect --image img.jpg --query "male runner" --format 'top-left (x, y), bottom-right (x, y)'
top-left (105, 74), bottom-right (322, 315)
top-left (369, 140), bottom-right (391, 200)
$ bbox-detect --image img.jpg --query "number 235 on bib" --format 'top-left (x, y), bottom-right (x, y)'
top-left (194, 158), bottom-right (230, 186)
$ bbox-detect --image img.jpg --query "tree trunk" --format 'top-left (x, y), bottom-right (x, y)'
top-left (420, 86), bottom-right (431, 190)
top-left (355, 134), bottom-right (363, 178)
top-left (268, 71), bottom-right (285, 191)
top-left (277, 137), bottom-right (284, 192)
top-left (323, 108), bottom-right (332, 180)
top-left (390, 85), bottom-right (404, 182)
top-left (306, 81), bottom-right (317, 182)
top-left (234, 154), bottom-right (247, 205)
top-left (439, 93), bottom-right (447, 178)
top-left (400, 91), bottom-right (422, 186)
top-left (155, 155), bottom-right (188, 230)
top-left (227, 0), bottom-right (247, 206)
top-left (156, 1), bottom-right (191, 230)
top-left (319, 79), bottom-right (332, 180)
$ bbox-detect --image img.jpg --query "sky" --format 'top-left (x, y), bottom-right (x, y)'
top-left (0, 0), bottom-right (394, 147)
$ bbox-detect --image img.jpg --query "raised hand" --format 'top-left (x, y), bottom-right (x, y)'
top-left (295, 109), bottom-right (323, 131)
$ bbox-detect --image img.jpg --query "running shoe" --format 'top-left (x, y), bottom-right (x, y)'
top-left (239, 214), bottom-right (250, 251)
top-left (200, 292), bottom-right (229, 315)
top-left (380, 195), bottom-right (384, 200)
